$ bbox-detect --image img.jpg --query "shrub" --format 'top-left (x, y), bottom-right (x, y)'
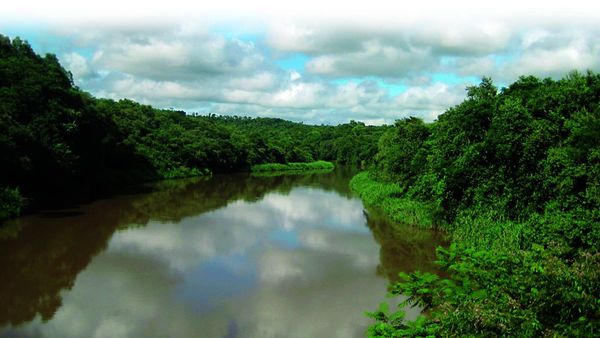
top-left (0, 187), bottom-right (23, 221)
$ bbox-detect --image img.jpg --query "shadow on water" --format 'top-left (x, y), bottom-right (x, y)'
top-left (364, 208), bottom-right (448, 282)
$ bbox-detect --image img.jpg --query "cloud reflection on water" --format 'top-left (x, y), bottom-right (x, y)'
top-left (10, 186), bottom-right (400, 338)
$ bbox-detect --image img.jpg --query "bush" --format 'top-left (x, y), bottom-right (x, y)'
top-left (360, 73), bottom-right (600, 337)
top-left (368, 244), bottom-right (600, 337)
top-left (160, 166), bottom-right (210, 179)
top-left (0, 187), bottom-right (23, 221)
top-left (250, 160), bottom-right (334, 172)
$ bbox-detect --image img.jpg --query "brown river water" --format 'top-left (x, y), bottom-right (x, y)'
top-left (0, 168), bottom-right (443, 338)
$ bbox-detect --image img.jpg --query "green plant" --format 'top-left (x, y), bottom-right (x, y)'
top-left (0, 187), bottom-right (23, 221)
top-left (250, 160), bottom-right (334, 172)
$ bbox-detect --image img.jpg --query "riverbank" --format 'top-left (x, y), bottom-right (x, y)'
top-left (349, 172), bottom-right (436, 229)
top-left (251, 168), bottom-right (334, 177)
top-left (0, 162), bottom-right (332, 224)
top-left (0, 167), bottom-right (213, 224)
top-left (350, 170), bottom-right (599, 337)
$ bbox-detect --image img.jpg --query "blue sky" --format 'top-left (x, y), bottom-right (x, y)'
top-left (1, 1), bottom-right (599, 124)
top-left (276, 53), bottom-right (309, 73)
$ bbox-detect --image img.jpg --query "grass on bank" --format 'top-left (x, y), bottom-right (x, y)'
top-left (251, 168), bottom-right (335, 177)
top-left (351, 171), bottom-right (600, 337)
top-left (251, 160), bottom-right (334, 173)
top-left (160, 166), bottom-right (211, 180)
top-left (350, 171), bottom-right (525, 251)
top-left (350, 171), bottom-right (436, 229)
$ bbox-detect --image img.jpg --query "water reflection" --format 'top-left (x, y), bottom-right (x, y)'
top-left (0, 168), bottom-right (442, 337)
top-left (365, 209), bottom-right (447, 282)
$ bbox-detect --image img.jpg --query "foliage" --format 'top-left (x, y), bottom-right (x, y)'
top-left (362, 73), bottom-right (600, 336)
top-left (375, 117), bottom-right (430, 184)
top-left (368, 244), bottom-right (599, 337)
top-left (251, 160), bottom-right (334, 172)
top-left (213, 116), bottom-right (388, 166)
top-left (350, 172), bottom-right (437, 228)
top-left (160, 166), bottom-right (211, 180)
top-left (0, 187), bottom-right (23, 222)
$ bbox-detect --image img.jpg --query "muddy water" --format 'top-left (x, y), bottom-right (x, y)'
top-left (0, 168), bottom-right (442, 338)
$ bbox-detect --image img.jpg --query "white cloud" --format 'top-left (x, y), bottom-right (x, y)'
top-left (91, 34), bottom-right (265, 81)
top-left (3, 4), bottom-right (598, 124)
top-left (306, 41), bottom-right (433, 77)
top-left (501, 30), bottom-right (600, 80)
top-left (521, 29), bottom-right (551, 48)
top-left (412, 22), bottom-right (512, 56)
top-left (62, 52), bottom-right (98, 80)
top-left (267, 82), bottom-right (326, 108)
top-left (394, 82), bottom-right (466, 113)
top-left (227, 72), bottom-right (277, 90)
top-left (289, 70), bottom-right (301, 81)
top-left (450, 56), bottom-right (497, 77)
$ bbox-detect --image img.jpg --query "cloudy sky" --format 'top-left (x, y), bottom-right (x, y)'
top-left (2, 1), bottom-right (600, 124)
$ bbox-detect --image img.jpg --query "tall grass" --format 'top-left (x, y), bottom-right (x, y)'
top-left (350, 172), bottom-right (436, 229)
top-left (450, 209), bottom-right (526, 252)
top-left (160, 166), bottom-right (211, 179)
top-left (251, 168), bottom-right (335, 177)
top-left (350, 171), bottom-right (530, 251)
top-left (251, 160), bottom-right (334, 172)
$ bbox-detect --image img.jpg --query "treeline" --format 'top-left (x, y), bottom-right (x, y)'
top-left (362, 74), bottom-right (599, 336)
top-left (0, 35), bottom-right (386, 220)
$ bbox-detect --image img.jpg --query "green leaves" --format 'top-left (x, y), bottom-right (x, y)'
top-left (362, 73), bottom-right (600, 337)
top-left (0, 187), bottom-right (23, 222)
top-left (375, 117), bottom-right (430, 184)
top-left (349, 172), bottom-right (437, 228)
top-left (250, 161), bottom-right (334, 173)
top-left (370, 243), bottom-right (599, 337)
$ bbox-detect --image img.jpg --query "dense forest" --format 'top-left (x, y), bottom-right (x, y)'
top-left (355, 73), bottom-right (600, 336)
top-left (0, 35), bottom-right (386, 221)
top-left (1, 34), bottom-right (599, 336)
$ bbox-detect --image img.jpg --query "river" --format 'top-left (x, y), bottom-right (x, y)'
top-left (0, 168), bottom-right (443, 338)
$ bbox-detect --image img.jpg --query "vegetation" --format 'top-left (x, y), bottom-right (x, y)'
top-left (0, 35), bottom-right (386, 222)
top-left (251, 160), bottom-right (334, 172)
top-left (350, 172), bottom-right (435, 228)
top-left (0, 187), bottom-right (23, 221)
top-left (357, 74), bottom-right (600, 337)
top-left (1, 33), bottom-right (598, 336)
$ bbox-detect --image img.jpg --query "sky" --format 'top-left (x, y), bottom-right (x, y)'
top-left (1, 1), bottom-right (600, 125)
